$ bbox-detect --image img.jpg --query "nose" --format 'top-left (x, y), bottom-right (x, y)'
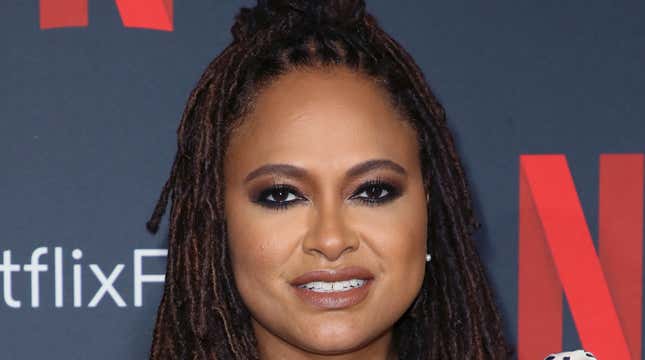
top-left (302, 196), bottom-right (360, 262)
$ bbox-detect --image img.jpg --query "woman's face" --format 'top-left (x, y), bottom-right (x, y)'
top-left (223, 66), bottom-right (428, 359)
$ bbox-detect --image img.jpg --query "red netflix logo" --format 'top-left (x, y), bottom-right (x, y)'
top-left (519, 154), bottom-right (644, 360)
top-left (39, 0), bottom-right (173, 31)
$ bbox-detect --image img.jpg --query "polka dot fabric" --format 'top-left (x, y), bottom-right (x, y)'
top-left (543, 349), bottom-right (597, 360)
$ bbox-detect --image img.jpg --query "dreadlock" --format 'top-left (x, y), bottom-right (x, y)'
top-left (145, 0), bottom-right (515, 358)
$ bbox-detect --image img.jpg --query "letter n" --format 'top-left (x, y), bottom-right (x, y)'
top-left (40, 0), bottom-right (173, 31)
top-left (40, 0), bottom-right (88, 29)
top-left (518, 154), bottom-right (643, 360)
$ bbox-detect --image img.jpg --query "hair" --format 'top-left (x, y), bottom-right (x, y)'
top-left (145, 0), bottom-right (515, 358)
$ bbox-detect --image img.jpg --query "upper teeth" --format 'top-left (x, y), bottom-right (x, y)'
top-left (298, 279), bottom-right (367, 292)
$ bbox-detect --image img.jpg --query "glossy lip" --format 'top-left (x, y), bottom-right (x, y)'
top-left (289, 266), bottom-right (375, 286)
top-left (289, 266), bottom-right (375, 310)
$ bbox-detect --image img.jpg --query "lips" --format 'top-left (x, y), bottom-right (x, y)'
top-left (289, 266), bottom-right (374, 286)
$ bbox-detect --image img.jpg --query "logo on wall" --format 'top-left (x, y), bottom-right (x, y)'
top-left (518, 154), bottom-right (644, 360)
top-left (39, 0), bottom-right (173, 31)
top-left (0, 247), bottom-right (166, 308)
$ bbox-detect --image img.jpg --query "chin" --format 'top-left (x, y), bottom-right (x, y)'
top-left (297, 338), bottom-right (368, 356)
top-left (294, 324), bottom-right (375, 354)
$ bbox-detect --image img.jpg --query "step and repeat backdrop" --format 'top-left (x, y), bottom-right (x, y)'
top-left (2, 1), bottom-right (644, 359)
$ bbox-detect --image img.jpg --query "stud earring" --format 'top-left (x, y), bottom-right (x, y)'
top-left (425, 253), bottom-right (432, 262)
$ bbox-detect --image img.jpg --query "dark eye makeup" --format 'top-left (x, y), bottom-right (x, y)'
top-left (251, 176), bottom-right (402, 211)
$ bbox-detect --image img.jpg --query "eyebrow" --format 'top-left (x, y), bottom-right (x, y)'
top-left (244, 159), bottom-right (407, 183)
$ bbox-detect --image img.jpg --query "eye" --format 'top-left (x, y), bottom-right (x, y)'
top-left (254, 184), bottom-right (303, 211)
top-left (253, 178), bottom-right (401, 211)
top-left (351, 178), bottom-right (400, 206)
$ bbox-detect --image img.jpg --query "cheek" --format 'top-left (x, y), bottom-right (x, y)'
top-left (366, 198), bottom-right (427, 294)
top-left (225, 203), bottom-right (307, 303)
top-left (228, 217), bottom-right (282, 285)
top-left (367, 194), bottom-right (427, 259)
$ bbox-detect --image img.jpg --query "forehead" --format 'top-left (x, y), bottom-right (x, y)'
top-left (224, 66), bottom-right (420, 178)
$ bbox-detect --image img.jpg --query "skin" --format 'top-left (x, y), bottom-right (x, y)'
top-left (223, 66), bottom-right (428, 360)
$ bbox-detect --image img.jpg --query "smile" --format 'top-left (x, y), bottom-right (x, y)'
top-left (292, 279), bottom-right (373, 309)
top-left (289, 266), bottom-right (375, 309)
top-left (297, 279), bottom-right (368, 292)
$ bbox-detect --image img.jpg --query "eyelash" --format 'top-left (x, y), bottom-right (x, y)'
top-left (253, 177), bottom-right (401, 211)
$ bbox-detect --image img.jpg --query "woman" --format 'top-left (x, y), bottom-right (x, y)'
top-left (145, 0), bottom-right (515, 358)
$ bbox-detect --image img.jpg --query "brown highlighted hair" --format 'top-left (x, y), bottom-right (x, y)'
top-left (146, 0), bottom-right (515, 358)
